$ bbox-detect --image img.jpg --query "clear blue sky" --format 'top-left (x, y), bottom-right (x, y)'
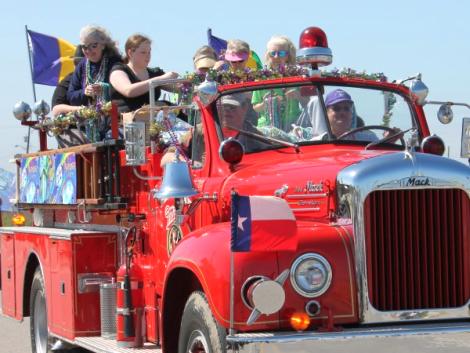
top-left (1, 0), bottom-right (469, 171)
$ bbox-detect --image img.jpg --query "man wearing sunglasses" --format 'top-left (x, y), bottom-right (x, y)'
top-left (324, 89), bottom-right (377, 141)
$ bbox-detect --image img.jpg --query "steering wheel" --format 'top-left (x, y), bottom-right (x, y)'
top-left (336, 125), bottom-right (406, 146)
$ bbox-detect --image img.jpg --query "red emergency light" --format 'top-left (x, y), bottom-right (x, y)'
top-left (296, 26), bottom-right (333, 67)
top-left (421, 135), bottom-right (445, 156)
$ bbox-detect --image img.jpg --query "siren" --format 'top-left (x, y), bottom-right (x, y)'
top-left (296, 26), bottom-right (333, 68)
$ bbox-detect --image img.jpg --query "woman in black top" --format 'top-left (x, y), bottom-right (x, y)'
top-left (110, 34), bottom-right (179, 113)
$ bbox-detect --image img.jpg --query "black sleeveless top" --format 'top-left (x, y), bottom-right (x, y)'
top-left (110, 63), bottom-right (165, 112)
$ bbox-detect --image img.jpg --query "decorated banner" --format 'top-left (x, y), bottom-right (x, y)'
top-left (19, 153), bottom-right (77, 204)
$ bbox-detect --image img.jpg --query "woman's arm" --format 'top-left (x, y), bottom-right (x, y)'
top-left (110, 70), bottom-right (179, 98)
top-left (52, 104), bottom-right (81, 117)
top-left (67, 65), bottom-right (88, 106)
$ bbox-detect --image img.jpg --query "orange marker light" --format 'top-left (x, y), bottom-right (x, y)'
top-left (290, 312), bottom-right (310, 331)
top-left (12, 213), bottom-right (26, 226)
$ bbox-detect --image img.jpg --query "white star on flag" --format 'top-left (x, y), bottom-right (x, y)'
top-left (238, 216), bottom-right (247, 231)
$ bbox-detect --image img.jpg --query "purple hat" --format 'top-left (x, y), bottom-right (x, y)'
top-left (325, 89), bottom-right (352, 107)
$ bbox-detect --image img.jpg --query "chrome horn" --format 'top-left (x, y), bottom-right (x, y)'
top-left (153, 157), bottom-right (199, 200)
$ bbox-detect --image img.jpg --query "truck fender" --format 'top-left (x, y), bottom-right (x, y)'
top-left (161, 222), bottom-right (232, 353)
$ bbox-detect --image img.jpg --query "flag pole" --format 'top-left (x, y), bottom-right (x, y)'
top-left (229, 190), bottom-right (236, 342)
top-left (229, 251), bottom-right (235, 336)
top-left (24, 25), bottom-right (36, 153)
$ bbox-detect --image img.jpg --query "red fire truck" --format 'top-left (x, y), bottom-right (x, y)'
top-left (2, 27), bottom-right (470, 353)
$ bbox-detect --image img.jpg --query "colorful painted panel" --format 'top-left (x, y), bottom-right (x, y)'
top-left (19, 153), bottom-right (77, 204)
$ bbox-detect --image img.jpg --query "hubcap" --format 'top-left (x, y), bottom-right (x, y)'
top-left (187, 330), bottom-right (209, 353)
top-left (33, 291), bottom-right (48, 353)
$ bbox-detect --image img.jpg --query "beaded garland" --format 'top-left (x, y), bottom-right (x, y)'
top-left (39, 102), bottom-right (113, 136)
top-left (184, 66), bottom-right (389, 86)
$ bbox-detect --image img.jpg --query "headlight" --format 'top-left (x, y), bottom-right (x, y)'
top-left (290, 253), bottom-right (332, 297)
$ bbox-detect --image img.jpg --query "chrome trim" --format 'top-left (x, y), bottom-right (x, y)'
top-left (305, 300), bottom-right (321, 316)
top-left (290, 253), bottom-right (332, 298)
top-left (240, 275), bottom-right (269, 310)
top-left (77, 274), bottom-right (114, 294)
top-left (0, 226), bottom-right (109, 239)
top-left (286, 193), bottom-right (328, 199)
top-left (227, 321), bottom-right (470, 353)
top-left (336, 151), bottom-right (470, 324)
top-left (54, 223), bottom-right (121, 233)
top-left (290, 208), bottom-right (320, 212)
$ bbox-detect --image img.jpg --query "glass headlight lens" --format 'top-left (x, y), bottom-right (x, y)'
top-left (290, 253), bottom-right (332, 297)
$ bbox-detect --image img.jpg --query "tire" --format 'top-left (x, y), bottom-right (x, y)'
top-left (30, 268), bottom-right (52, 353)
top-left (178, 291), bottom-right (226, 353)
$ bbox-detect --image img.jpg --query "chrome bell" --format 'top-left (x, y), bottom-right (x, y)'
top-left (153, 159), bottom-right (199, 200)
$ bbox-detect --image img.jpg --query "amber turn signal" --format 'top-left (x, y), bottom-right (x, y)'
top-left (289, 312), bottom-right (310, 331)
top-left (12, 213), bottom-right (26, 226)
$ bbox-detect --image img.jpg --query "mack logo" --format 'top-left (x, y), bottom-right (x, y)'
top-left (295, 181), bottom-right (323, 193)
top-left (406, 177), bottom-right (430, 187)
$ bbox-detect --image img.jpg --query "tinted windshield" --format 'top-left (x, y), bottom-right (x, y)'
top-left (215, 84), bottom-right (416, 152)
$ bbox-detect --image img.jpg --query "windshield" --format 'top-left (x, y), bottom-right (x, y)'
top-left (215, 84), bottom-right (416, 153)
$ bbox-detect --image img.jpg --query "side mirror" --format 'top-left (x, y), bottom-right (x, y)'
top-left (437, 103), bottom-right (453, 124)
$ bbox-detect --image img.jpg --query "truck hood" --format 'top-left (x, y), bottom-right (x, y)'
top-left (220, 146), bottom-right (393, 220)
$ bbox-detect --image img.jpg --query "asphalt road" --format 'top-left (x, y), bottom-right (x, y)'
top-left (0, 299), bottom-right (31, 353)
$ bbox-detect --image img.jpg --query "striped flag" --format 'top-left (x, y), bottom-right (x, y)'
top-left (230, 193), bottom-right (297, 252)
top-left (27, 29), bottom-right (76, 86)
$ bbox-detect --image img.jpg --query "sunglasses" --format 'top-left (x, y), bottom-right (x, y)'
top-left (82, 42), bottom-right (100, 51)
top-left (229, 59), bottom-right (246, 64)
top-left (330, 104), bottom-right (353, 113)
top-left (269, 50), bottom-right (288, 58)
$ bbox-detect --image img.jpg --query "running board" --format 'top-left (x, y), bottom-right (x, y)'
top-left (75, 336), bottom-right (161, 353)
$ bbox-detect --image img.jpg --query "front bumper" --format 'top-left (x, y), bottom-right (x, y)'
top-left (227, 321), bottom-right (470, 353)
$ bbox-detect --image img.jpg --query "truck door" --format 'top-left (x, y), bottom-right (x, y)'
top-left (0, 231), bottom-right (16, 318)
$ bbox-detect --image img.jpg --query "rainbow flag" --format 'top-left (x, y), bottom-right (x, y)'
top-left (207, 29), bottom-right (263, 70)
top-left (27, 30), bottom-right (76, 86)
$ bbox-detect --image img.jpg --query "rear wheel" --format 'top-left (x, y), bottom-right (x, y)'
top-left (178, 291), bottom-right (226, 353)
top-left (30, 268), bottom-right (52, 353)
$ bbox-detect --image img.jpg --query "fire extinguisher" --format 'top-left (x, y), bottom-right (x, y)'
top-left (116, 227), bottom-right (144, 348)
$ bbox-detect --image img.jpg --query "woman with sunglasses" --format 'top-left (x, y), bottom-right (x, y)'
top-left (109, 34), bottom-right (179, 113)
top-left (252, 35), bottom-right (301, 130)
top-left (67, 25), bottom-right (121, 106)
top-left (224, 39), bottom-right (251, 72)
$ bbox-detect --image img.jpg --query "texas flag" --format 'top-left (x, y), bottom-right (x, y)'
top-left (231, 193), bottom-right (297, 252)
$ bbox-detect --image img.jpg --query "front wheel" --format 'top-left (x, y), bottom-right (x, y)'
top-left (178, 291), bottom-right (226, 353)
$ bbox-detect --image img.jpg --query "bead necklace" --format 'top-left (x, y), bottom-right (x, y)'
top-left (85, 56), bottom-right (108, 86)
